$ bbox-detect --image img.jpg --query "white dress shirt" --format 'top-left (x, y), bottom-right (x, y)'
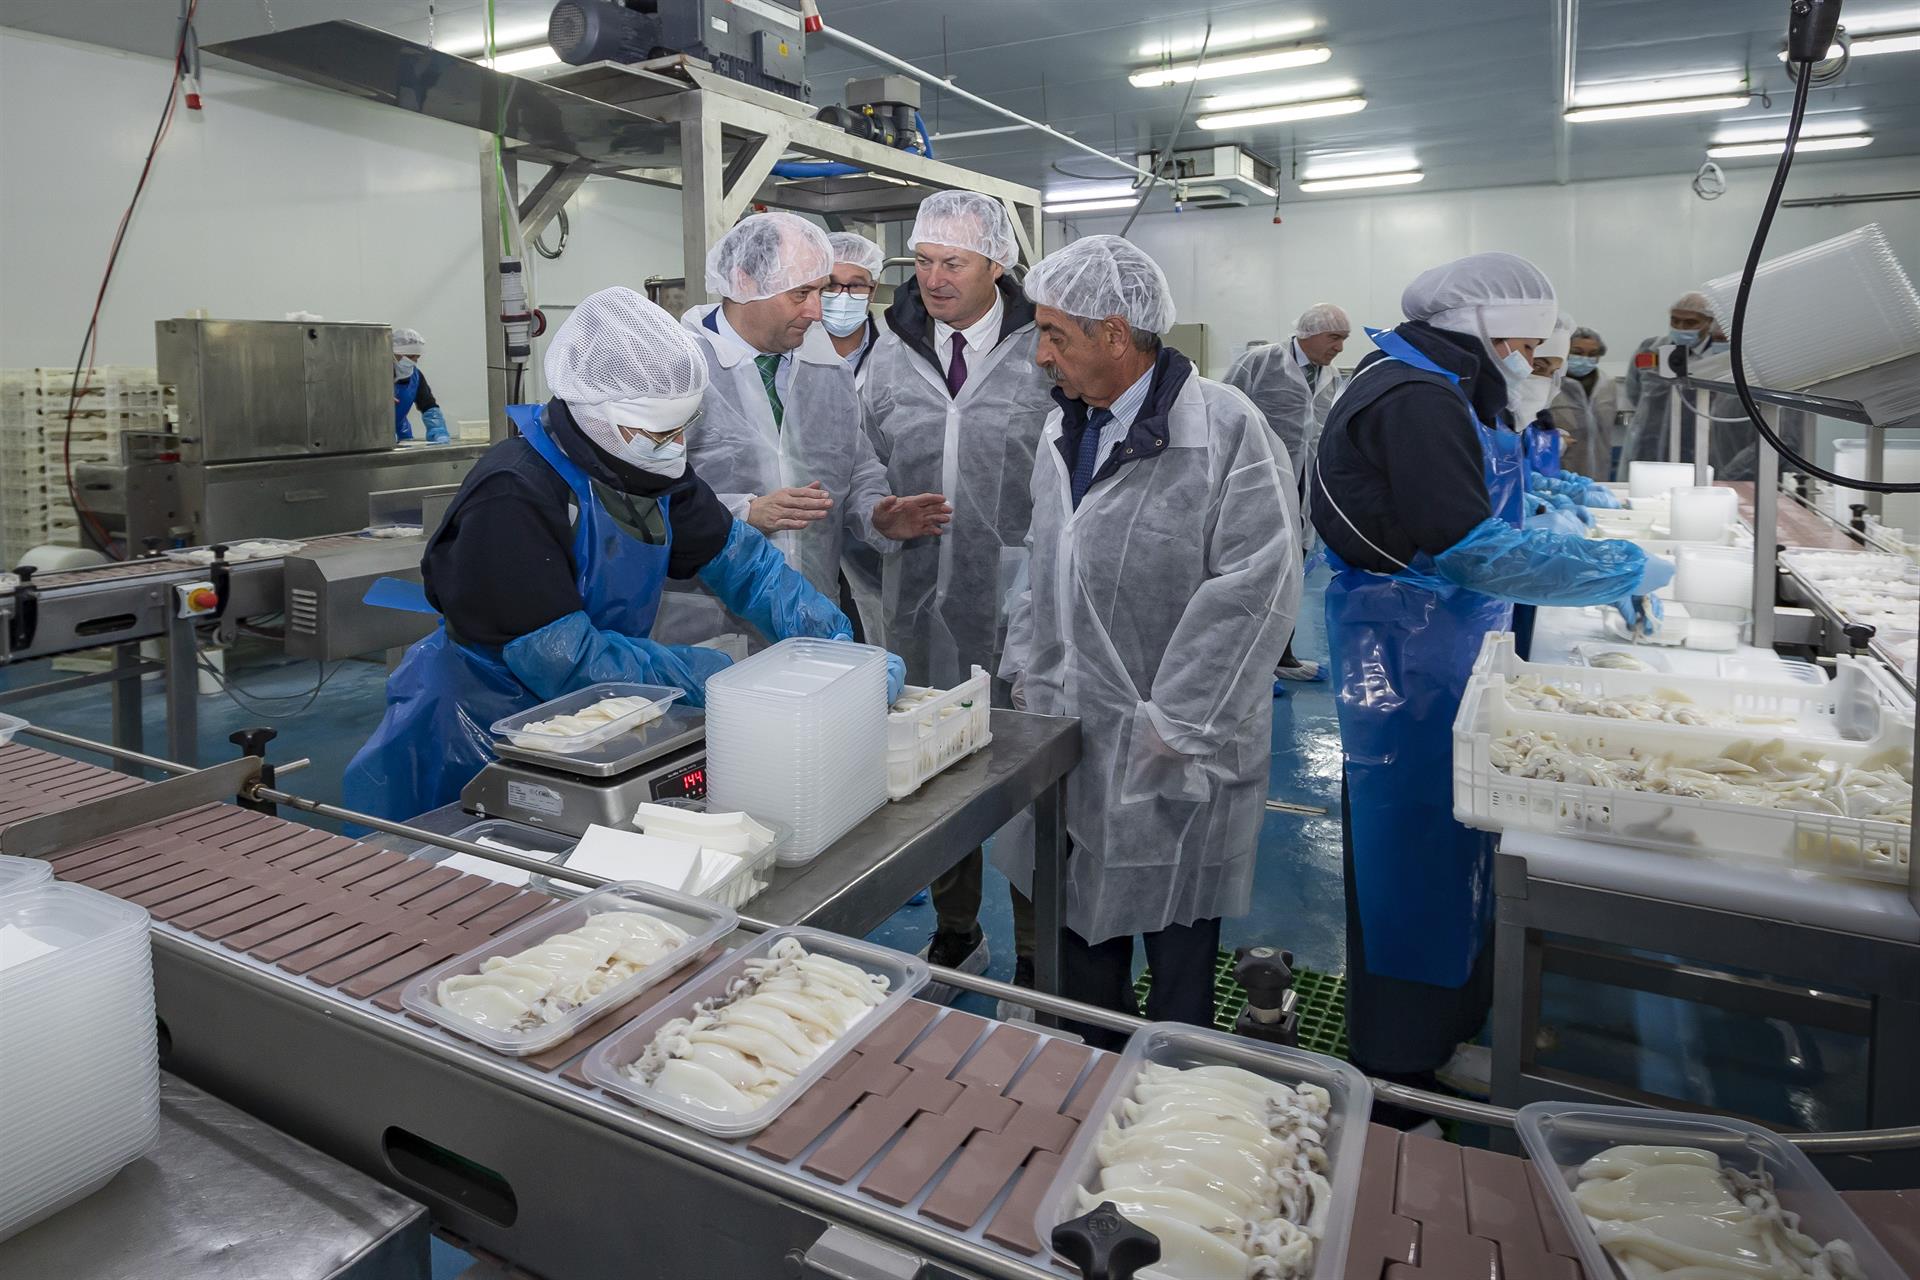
top-left (933, 291), bottom-right (1005, 376)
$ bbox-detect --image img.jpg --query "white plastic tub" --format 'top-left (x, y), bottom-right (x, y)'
top-left (401, 882), bottom-right (736, 1056)
top-left (887, 665), bottom-right (993, 800)
top-left (1518, 1101), bottom-right (1905, 1280)
top-left (1033, 1023), bottom-right (1372, 1280)
top-left (489, 682), bottom-right (684, 755)
top-left (583, 926), bottom-right (929, 1139)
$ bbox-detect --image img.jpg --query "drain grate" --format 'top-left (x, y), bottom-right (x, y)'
top-left (1133, 950), bottom-right (1349, 1059)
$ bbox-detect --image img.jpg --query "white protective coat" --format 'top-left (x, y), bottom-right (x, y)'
top-left (651, 305), bottom-right (894, 646)
top-left (859, 315), bottom-right (1057, 686)
top-left (996, 369), bottom-right (1301, 943)
top-left (1224, 341), bottom-right (1315, 476)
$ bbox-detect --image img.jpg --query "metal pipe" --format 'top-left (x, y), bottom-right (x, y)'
top-left (1120, 22), bottom-right (1210, 237)
top-left (18, 724), bottom-right (195, 776)
top-left (814, 25), bottom-right (1159, 185)
top-left (929, 125), bottom-right (1030, 142)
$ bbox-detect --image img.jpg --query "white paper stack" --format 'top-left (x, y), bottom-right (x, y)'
top-left (0, 883), bottom-right (159, 1243)
top-left (704, 638), bottom-right (890, 866)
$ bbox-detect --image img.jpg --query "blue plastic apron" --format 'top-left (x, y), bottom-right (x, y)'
top-left (341, 404), bottom-right (673, 822)
top-left (394, 366), bottom-right (422, 440)
top-left (1323, 328), bottom-right (1519, 987)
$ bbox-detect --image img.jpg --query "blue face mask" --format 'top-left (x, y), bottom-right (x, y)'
top-left (1668, 328), bottom-right (1701, 348)
top-left (1566, 355), bottom-right (1599, 377)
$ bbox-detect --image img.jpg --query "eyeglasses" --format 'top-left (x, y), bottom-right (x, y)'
top-left (619, 409), bottom-right (702, 447)
top-left (820, 283), bottom-right (875, 299)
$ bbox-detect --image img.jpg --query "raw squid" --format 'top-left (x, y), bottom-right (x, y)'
top-left (436, 908), bottom-right (689, 1035)
top-left (1573, 1144), bottom-right (1867, 1280)
top-left (509, 694), bottom-right (665, 748)
top-left (1085, 1063), bottom-right (1334, 1279)
top-left (628, 938), bottom-right (890, 1115)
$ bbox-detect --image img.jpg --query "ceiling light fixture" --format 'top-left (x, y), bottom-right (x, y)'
top-left (1564, 93), bottom-right (1751, 122)
top-left (1712, 117), bottom-right (1866, 144)
top-left (1197, 96), bottom-right (1366, 130)
top-left (1782, 29), bottom-right (1920, 57)
top-left (482, 45), bottom-right (564, 73)
top-left (1708, 135), bottom-right (1873, 157)
top-left (1571, 72), bottom-right (1748, 105)
top-left (1043, 197), bottom-right (1140, 214)
top-left (1298, 171), bottom-right (1425, 192)
top-left (1302, 152), bottom-right (1420, 180)
top-left (1129, 44), bottom-right (1332, 89)
top-left (1043, 183), bottom-right (1140, 203)
top-left (1136, 18), bottom-right (1318, 60)
top-left (1198, 78), bottom-right (1362, 113)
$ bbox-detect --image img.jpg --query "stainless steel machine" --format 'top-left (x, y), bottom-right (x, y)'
top-left (72, 318), bottom-right (485, 553)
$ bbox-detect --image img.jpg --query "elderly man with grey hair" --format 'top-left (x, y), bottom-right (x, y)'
top-left (1551, 325), bottom-right (1622, 480)
top-left (995, 234), bottom-right (1301, 1043)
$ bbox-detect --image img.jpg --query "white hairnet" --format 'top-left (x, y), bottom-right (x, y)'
top-left (704, 212), bottom-right (834, 303)
top-left (1024, 234), bottom-right (1177, 336)
top-left (391, 327), bottom-right (425, 356)
top-left (1402, 251), bottom-right (1557, 342)
top-left (827, 231), bottom-right (885, 277)
top-left (1672, 290), bottom-right (1715, 318)
top-left (1538, 312), bottom-right (1575, 361)
top-left (1294, 303), bottom-right (1350, 338)
top-left (909, 191), bottom-right (1019, 269)
top-left (545, 286), bottom-right (709, 408)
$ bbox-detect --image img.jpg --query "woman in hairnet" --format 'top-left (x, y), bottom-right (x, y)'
top-left (998, 236), bottom-right (1299, 1045)
top-left (343, 287), bottom-right (868, 823)
top-left (392, 327), bottom-right (452, 443)
top-left (1309, 253), bottom-right (1671, 1112)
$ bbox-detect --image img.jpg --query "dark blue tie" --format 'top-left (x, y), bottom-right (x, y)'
top-left (1070, 409), bottom-right (1112, 509)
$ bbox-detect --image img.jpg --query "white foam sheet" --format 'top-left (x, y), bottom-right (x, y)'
top-left (1500, 829), bottom-right (1920, 943)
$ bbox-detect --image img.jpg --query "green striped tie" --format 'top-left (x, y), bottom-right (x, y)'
top-left (755, 353), bottom-right (784, 428)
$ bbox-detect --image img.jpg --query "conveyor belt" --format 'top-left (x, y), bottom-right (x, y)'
top-left (17, 532), bottom-right (368, 592)
top-left (1723, 481), bottom-right (1863, 551)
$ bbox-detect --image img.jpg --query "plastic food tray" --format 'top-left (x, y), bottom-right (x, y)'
top-left (0, 854), bottom-right (53, 901)
top-left (583, 926), bottom-right (930, 1139)
top-left (400, 881), bottom-right (736, 1056)
top-left (0, 712), bottom-right (24, 746)
top-left (489, 682), bottom-right (684, 755)
top-left (1454, 642), bottom-right (1911, 883)
top-left (160, 538), bottom-right (305, 564)
top-left (540, 803), bottom-right (787, 912)
top-left (411, 819), bottom-right (575, 889)
top-left (887, 666), bottom-right (993, 801)
top-left (1033, 1022), bottom-right (1372, 1280)
top-left (1517, 1101), bottom-right (1905, 1280)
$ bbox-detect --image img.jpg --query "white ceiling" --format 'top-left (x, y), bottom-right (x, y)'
top-left (5, 0), bottom-right (1918, 202)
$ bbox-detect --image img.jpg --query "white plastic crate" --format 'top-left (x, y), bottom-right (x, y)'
top-left (1454, 644), bottom-right (1910, 884)
top-left (886, 665), bottom-right (993, 800)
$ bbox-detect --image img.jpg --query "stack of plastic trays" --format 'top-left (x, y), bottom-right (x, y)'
top-left (0, 855), bottom-right (51, 901)
top-left (704, 638), bottom-right (889, 866)
top-left (0, 883), bottom-right (159, 1243)
top-left (1700, 223), bottom-right (1920, 390)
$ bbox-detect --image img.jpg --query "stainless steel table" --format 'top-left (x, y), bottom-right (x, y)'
top-left (0, 1073), bottom-right (429, 1280)
top-left (395, 709), bottom-right (1082, 995)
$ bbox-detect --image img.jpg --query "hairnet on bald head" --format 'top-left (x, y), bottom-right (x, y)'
top-left (544, 285), bottom-right (709, 407)
top-left (1294, 303), bottom-right (1350, 338)
top-left (909, 191), bottom-right (1019, 269)
top-left (827, 232), bottom-right (885, 276)
top-left (1571, 325), bottom-right (1607, 356)
top-left (1672, 290), bottom-right (1715, 319)
top-left (1403, 251), bottom-right (1557, 342)
top-left (391, 327), bottom-right (425, 356)
top-left (1025, 235), bottom-right (1177, 335)
top-left (705, 212), bottom-right (834, 303)
top-left (1537, 313), bottom-right (1575, 361)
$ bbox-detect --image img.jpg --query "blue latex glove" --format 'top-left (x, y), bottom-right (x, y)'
top-left (422, 406), bottom-right (451, 443)
top-left (1582, 482), bottom-right (1623, 509)
top-left (1638, 555), bottom-right (1676, 595)
top-left (697, 521), bottom-right (853, 643)
top-left (885, 652), bottom-right (906, 704)
top-left (1550, 493), bottom-right (1596, 527)
top-left (1615, 592), bottom-right (1665, 635)
top-left (1531, 469), bottom-right (1622, 509)
top-left (1432, 517), bottom-right (1647, 607)
top-left (502, 610), bottom-right (734, 707)
top-left (1527, 503), bottom-right (1590, 540)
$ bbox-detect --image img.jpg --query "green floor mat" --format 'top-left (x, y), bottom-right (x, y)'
top-left (1133, 951), bottom-right (1349, 1059)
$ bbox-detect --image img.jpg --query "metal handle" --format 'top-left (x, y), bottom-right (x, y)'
top-left (796, 1225), bottom-right (928, 1279)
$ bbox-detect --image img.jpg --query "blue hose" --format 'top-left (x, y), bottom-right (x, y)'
top-left (769, 111), bottom-right (934, 178)
top-left (915, 111), bottom-right (933, 157)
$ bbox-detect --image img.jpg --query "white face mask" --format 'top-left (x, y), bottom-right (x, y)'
top-left (1510, 376), bottom-right (1552, 422)
top-left (820, 293), bottom-right (870, 338)
top-left (601, 393), bottom-right (705, 478)
top-left (394, 359), bottom-right (415, 381)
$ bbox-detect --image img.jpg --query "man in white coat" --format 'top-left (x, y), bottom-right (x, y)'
top-left (656, 212), bottom-right (950, 647)
top-left (999, 235), bottom-right (1301, 1046)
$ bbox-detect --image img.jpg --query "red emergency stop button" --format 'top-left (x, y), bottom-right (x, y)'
top-left (189, 588), bottom-right (218, 611)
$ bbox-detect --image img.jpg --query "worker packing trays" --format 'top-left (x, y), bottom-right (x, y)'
top-left (704, 638), bottom-right (891, 867)
top-left (0, 883), bottom-right (160, 1243)
top-left (1453, 632), bottom-right (1912, 883)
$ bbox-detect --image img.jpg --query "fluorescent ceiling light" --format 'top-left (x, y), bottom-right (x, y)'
top-left (441, 22), bottom-right (553, 56)
top-left (1572, 72), bottom-right (1747, 106)
top-left (1197, 96), bottom-right (1367, 130)
top-left (1302, 151), bottom-right (1420, 180)
top-left (1784, 29), bottom-right (1920, 57)
top-left (1199, 78), bottom-right (1361, 113)
top-left (1043, 183), bottom-right (1139, 202)
top-left (1845, 6), bottom-right (1920, 31)
top-left (1136, 18), bottom-right (1317, 60)
top-left (1565, 94), bottom-right (1750, 122)
top-left (1043, 197), bottom-right (1139, 213)
top-left (482, 45), bottom-right (563, 73)
top-left (1713, 117), bottom-right (1866, 144)
top-left (1299, 171), bottom-right (1425, 192)
top-left (1708, 135), bottom-right (1873, 157)
top-left (1130, 45), bottom-right (1332, 89)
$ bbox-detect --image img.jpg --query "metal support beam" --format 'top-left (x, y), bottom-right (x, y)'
top-left (717, 123), bottom-right (790, 227)
top-left (1752, 404), bottom-right (1780, 648)
top-left (110, 643), bottom-right (145, 770)
top-left (679, 110), bottom-right (727, 308)
top-left (164, 609), bottom-right (198, 766)
top-left (1691, 388), bottom-right (1711, 486)
top-left (516, 158), bottom-right (592, 242)
top-left (480, 137), bottom-right (510, 441)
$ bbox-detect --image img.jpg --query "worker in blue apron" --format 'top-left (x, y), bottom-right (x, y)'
top-left (392, 327), bottom-right (452, 443)
top-left (344, 287), bottom-right (899, 824)
top-left (1309, 253), bottom-right (1670, 1116)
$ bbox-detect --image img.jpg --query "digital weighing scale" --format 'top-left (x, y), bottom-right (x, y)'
top-left (460, 704), bottom-right (708, 835)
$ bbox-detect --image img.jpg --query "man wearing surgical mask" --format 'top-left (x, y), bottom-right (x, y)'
top-left (1622, 291), bottom-right (1720, 466)
top-left (823, 232), bottom-right (885, 384)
